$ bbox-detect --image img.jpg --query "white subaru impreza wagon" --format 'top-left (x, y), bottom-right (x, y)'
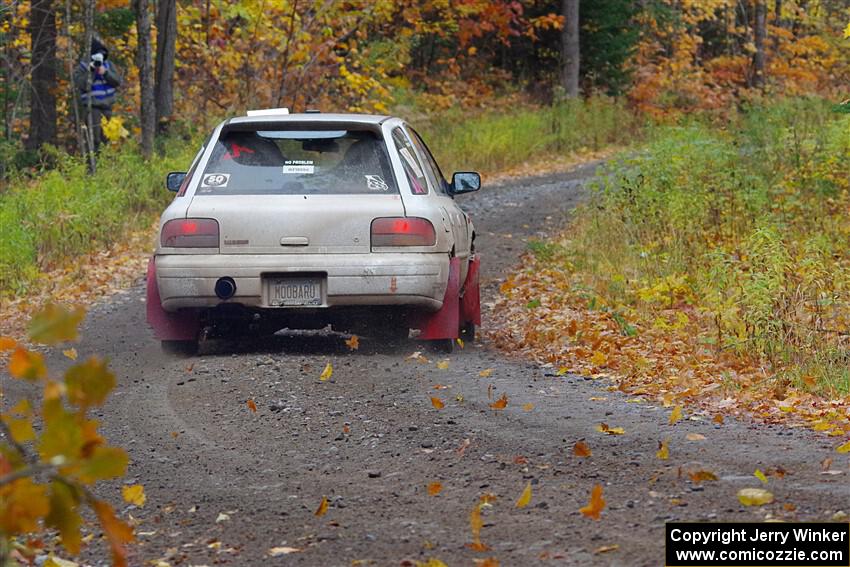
top-left (147, 109), bottom-right (481, 354)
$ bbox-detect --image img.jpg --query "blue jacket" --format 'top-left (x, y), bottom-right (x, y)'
top-left (74, 60), bottom-right (122, 109)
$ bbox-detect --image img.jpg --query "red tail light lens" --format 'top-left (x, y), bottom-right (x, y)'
top-left (161, 218), bottom-right (219, 248)
top-left (371, 217), bottom-right (436, 247)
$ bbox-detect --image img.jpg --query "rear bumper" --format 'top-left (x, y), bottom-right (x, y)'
top-left (155, 252), bottom-right (449, 312)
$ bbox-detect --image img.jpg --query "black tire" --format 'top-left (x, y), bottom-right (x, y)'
top-left (427, 338), bottom-right (454, 354)
top-left (460, 321), bottom-right (476, 342)
top-left (160, 339), bottom-right (199, 356)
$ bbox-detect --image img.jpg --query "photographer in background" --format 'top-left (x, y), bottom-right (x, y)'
top-left (73, 38), bottom-right (122, 152)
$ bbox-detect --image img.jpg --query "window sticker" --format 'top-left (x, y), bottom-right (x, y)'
top-left (365, 175), bottom-right (389, 191)
top-left (282, 160), bottom-right (315, 174)
top-left (398, 148), bottom-right (424, 178)
top-left (201, 173), bottom-right (230, 188)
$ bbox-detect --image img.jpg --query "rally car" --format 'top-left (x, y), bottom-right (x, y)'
top-left (146, 109), bottom-right (481, 354)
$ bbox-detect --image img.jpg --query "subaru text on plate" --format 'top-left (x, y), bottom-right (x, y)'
top-left (146, 109), bottom-right (481, 355)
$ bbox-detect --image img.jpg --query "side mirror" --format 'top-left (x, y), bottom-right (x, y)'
top-left (166, 171), bottom-right (186, 192)
top-left (450, 171), bottom-right (481, 195)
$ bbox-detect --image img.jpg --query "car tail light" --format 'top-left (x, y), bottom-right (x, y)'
top-left (371, 217), bottom-right (436, 247)
top-left (161, 218), bottom-right (219, 248)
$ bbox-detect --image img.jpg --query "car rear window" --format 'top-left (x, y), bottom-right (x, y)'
top-left (196, 128), bottom-right (398, 195)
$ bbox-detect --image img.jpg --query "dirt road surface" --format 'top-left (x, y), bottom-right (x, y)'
top-left (25, 164), bottom-right (849, 566)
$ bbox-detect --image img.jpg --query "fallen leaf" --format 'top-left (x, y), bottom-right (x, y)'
top-left (456, 438), bottom-right (472, 457)
top-left (656, 439), bottom-right (669, 460)
top-left (467, 502), bottom-right (489, 551)
top-left (215, 513), bottom-right (230, 523)
top-left (515, 482), bottom-right (532, 509)
top-left (0, 336), bottom-right (16, 351)
top-left (836, 440), bottom-right (850, 454)
top-left (522, 403), bottom-right (534, 411)
top-left (170, 431), bottom-right (178, 438)
top-left (342, 424), bottom-right (350, 434)
top-left (319, 362), bottom-right (333, 381)
top-left (456, 393), bottom-right (464, 402)
top-left (737, 488), bottom-right (774, 506)
top-left (407, 351), bottom-right (430, 364)
top-left (688, 470), bottom-right (718, 484)
top-left (62, 348), bottom-right (78, 361)
top-left (433, 384), bottom-right (449, 390)
top-left (268, 547), bottom-right (302, 556)
top-left (487, 383), bottom-right (493, 399)
top-left (437, 360), bottom-right (449, 370)
top-left (596, 423), bottom-right (625, 435)
top-left (490, 393), bottom-right (508, 410)
top-left (345, 335), bottom-right (359, 351)
top-left (713, 414), bottom-right (724, 425)
top-left (573, 440), bottom-right (592, 457)
top-left (754, 469), bottom-right (768, 484)
top-left (314, 497), bottom-right (329, 517)
top-left (513, 455), bottom-right (528, 464)
top-left (185, 363), bottom-right (194, 373)
top-left (472, 558), bottom-right (499, 567)
top-left (479, 368), bottom-right (493, 378)
top-left (417, 559), bottom-right (448, 567)
top-left (686, 433), bottom-right (706, 441)
top-left (594, 544), bottom-right (619, 554)
top-left (590, 350), bottom-right (607, 366)
top-left (247, 399), bottom-right (257, 413)
top-left (121, 485), bottom-right (146, 507)
top-left (669, 405), bottom-right (683, 425)
top-left (783, 503), bottom-right (797, 512)
top-left (579, 484), bottom-right (605, 520)
top-left (821, 457), bottom-right (833, 470)
top-left (428, 482), bottom-right (443, 496)
top-left (456, 338), bottom-right (464, 349)
top-left (430, 397), bottom-right (445, 409)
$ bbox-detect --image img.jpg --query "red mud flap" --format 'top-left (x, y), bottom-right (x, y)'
top-left (146, 258), bottom-right (199, 341)
top-left (460, 254), bottom-right (481, 327)
top-left (411, 256), bottom-right (461, 340)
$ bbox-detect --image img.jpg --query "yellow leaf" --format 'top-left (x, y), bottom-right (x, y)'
top-left (669, 405), bottom-right (683, 425)
top-left (522, 403), bottom-right (534, 411)
top-left (456, 338), bottom-right (464, 349)
top-left (63, 348), bottom-right (78, 361)
top-left (836, 440), bottom-right (850, 454)
top-left (9, 347), bottom-right (47, 381)
top-left (101, 116), bottom-right (129, 142)
top-left (844, 21), bottom-right (850, 39)
top-left (656, 439), bottom-right (669, 460)
top-left (686, 433), bottom-right (706, 441)
top-left (46, 481), bottom-right (82, 555)
top-left (594, 544), bottom-right (620, 554)
top-left (345, 335), bottom-right (359, 350)
top-left (0, 478), bottom-right (50, 534)
top-left (754, 469), bottom-right (768, 484)
top-left (122, 485), bottom-right (146, 507)
top-left (417, 560), bottom-right (448, 567)
top-left (712, 414), bottom-right (724, 425)
top-left (430, 397), bottom-right (444, 409)
top-left (314, 496), bottom-right (329, 517)
top-left (590, 350), bottom-right (607, 366)
top-left (579, 484), bottom-right (605, 520)
top-left (28, 304), bottom-right (85, 345)
top-left (478, 368), bottom-right (493, 377)
top-left (437, 360), bottom-right (449, 370)
top-left (489, 393), bottom-right (508, 410)
top-left (319, 362), bottom-right (333, 381)
top-left (556, 367), bottom-right (569, 376)
top-left (64, 357), bottom-right (115, 408)
top-left (573, 440), bottom-right (591, 457)
top-left (515, 482), bottom-right (532, 509)
top-left (737, 488), bottom-right (774, 506)
top-left (596, 423), bottom-right (624, 435)
top-left (427, 482), bottom-right (443, 496)
top-left (247, 399), bottom-right (257, 412)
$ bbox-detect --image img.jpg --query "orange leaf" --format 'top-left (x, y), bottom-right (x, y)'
top-left (479, 368), bottom-right (493, 378)
top-left (522, 403), bottom-right (534, 411)
top-left (247, 399), bottom-right (257, 413)
top-left (467, 502), bottom-right (489, 551)
top-left (515, 482), bottom-right (532, 509)
top-left (579, 484), bottom-right (605, 520)
top-left (91, 500), bottom-right (133, 567)
top-left (345, 335), bottom-right (359, 351)
top-left (428, 482), bottom-right (443, 496)
top-left (314, 496), bottom-right (329, 517)
top-left (573, 440), bottom-right (592, 457)
top-left (430, 397), bottom-right (445, 409)
top-left (0, 336), bottom-right (16, 351)
top-left (688, 469), bottom-right (718, 484)
top-left (489, 393), bottom-right (508, 410)
top-left (596, 423), bottom-right (625, 435)
top-left (713, 414), bottom-right (724, 425)
top-left (9, 347), bottom-right (46, 381)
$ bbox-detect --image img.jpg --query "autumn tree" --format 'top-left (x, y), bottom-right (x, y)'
top-left (154, 0), bottom-right (176, 129)
top-left (26, 0), bottom-right (57, 151)
top-left (753, 0), bottom-right (767, 88)
top-left (134, 0), bottom-right (154, 158)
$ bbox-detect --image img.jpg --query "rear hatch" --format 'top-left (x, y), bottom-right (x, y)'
top-left (187, 124), bottom-right (404, 254)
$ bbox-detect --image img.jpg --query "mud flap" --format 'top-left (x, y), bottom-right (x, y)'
top-left (146, 258), bottom-right (200, 341)
top-left (411, 256), bottom-right (461, 340)
top-left (460, 254), bottom-right (481, 327)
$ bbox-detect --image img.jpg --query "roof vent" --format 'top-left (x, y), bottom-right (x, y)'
top-left (246, 107), bottom-right (290, 117)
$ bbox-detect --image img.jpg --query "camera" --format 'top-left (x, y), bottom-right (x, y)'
top-left (90, 52), bottom-right (104, 70)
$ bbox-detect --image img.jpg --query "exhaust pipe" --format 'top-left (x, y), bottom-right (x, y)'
top-left (215, 277), bottom-right (236, 300)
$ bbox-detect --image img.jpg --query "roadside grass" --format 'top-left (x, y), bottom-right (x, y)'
top-left (0, 97), bottom-right (641, 299)
top-left (492, 97), bottom-right (850, 431)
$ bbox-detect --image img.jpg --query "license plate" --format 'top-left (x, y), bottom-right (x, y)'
top-left (265, 277), bottom-right (323, 307)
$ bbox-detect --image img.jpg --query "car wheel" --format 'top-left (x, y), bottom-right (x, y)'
top-left (161, 339), bottom-right (199, 356)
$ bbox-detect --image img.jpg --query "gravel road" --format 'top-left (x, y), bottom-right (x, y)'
top-left (36, 164), bottom-right (849, 565)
